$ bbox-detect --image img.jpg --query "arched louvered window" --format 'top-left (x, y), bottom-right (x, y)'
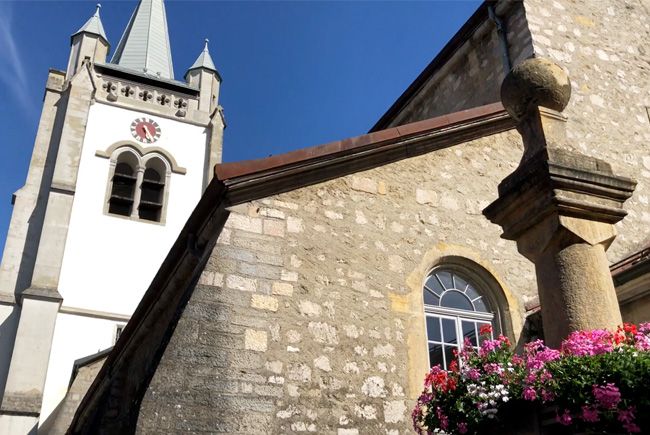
top-left (423, 269), bottom-right (496, 369)
top-left (104, 147), bottom-right (173, 224)
top-left (138, 158), bottom-right (165, 222)
top-left (108, 153), bottom-right (138, 217)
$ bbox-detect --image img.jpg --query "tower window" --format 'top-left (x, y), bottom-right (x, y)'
top-left (423, 268), bottom-right (496, 369)
top-left (139, 160), bottom-right (165, 222)
top-left (104, 147), bottom-right (173, 224)
top-left (108, 156), bottom-right (137, 217)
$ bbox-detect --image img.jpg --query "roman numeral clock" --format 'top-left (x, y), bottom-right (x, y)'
top-left (130, 117), bottom-right (161, 143)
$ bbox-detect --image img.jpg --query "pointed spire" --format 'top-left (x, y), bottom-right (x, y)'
top-left (72, 3), bottom-right (108, 43)
top-left (187, 39), bottom-right (218, 73)
top-left (111, 0), bottom-right (175, 79)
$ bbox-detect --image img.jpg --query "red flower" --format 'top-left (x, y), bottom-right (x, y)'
top-left (623, 323), bottom-right (638, 335)
top-left (479, 324), bottom-right (492, 336)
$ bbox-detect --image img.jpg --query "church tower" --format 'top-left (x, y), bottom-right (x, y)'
top-left (0, 1), bottom-right (225, 432)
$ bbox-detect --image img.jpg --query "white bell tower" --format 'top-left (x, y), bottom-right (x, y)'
top-left (0, 1), bottom-right (225, 432)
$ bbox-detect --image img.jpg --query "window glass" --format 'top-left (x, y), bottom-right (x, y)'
top-left (441, 290), bottom-right (473, 311)
top-left (423, 268), bottom-right (496, 369)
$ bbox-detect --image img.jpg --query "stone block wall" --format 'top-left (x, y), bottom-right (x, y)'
top-left (45, 356), bottom-right (107, 434)
top-left (386, 2), bottom-right (534, 128)
top-left (137, 130), bottom-right (536, 434)
top-left (523, 0), bottom-right (650, 260)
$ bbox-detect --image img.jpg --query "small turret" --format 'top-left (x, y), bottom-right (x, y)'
top-left (185, 39), bottom-right (222, 113)
top-left (67, 4), bottom-right (109, 78)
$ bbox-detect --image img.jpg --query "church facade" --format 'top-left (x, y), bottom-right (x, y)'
top-left (0, 1), bottom-right (224, 433)
top-left (1, 0), bottom-right (650, 434)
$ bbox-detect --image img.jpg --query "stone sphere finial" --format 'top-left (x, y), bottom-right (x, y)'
top-left (501, 57), bottom-right (571, 122)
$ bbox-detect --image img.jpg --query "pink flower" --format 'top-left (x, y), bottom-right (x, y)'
top-left (484, 363), bottom-right (503, 375)
top-left (479, 339), bottom-right (500, 356)
top-left (436, 407), bottom-right (448, 430)
top-left (466, 368), bottom-right (480, 381)
top-left (561, 330), bottom-right (613, 356)
top-left (557, 409), bottom-right (572, 426)
top-left (617, 407), bottom-right (636, 424)
top-left (638, 322), bottom-right (650, 335)
top-left (540, 389), bottom-right (555, 402)
top-left (581, 406), bottom-right (599, 423)
top-left (523, 387), bottom-right (537, 401)
top-left (457, 422), bottom-right (468, 434)
top-left (592, 383), bottom-right (621, 409)
top-left (618, 407), bottom-right (641, 434)
top-left (623, 423), bottom-right (641, 433)
top-left (634, 333), bottom-right (650, 351)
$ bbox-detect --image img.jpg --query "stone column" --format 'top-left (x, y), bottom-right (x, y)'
top-left (483, 58), bottom-right (636, 348)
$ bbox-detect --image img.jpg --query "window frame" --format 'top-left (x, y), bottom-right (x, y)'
top-left (102, 145), bottom-right (174, 225)
top-left (422, 266), bottom-right (501, 369)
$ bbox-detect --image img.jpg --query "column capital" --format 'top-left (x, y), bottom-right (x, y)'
top-left (484, 147), bottom-right (636, 260)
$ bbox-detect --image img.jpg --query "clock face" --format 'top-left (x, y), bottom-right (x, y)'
top-left (130, 117), bottom-right (161, 144)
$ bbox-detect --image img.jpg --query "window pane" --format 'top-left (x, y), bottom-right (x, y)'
top-left (442, 318), bottom-right (457, 344)
top-left (478, 322), bottom-right (493, 344)
top-left (466, 284), bottom-right (480, 300)
top-left (429, 344), bottom-right (443, 368)
top-left (444, 346), bottom-right (457, 368)
top-left (425, 276), bottom-right (444, 296)
top-left (453, 275), bottom-right (469, 292)
top-left (474, 298), bottom-right (489, 313)
top-left (426, 316), bottom-right (441, 342)
top-left (441, 291), bottom-right (473, 311)
top-left (437, 271), bottom-right (453, 290)
top-left (462, 321), bottom-right (477, 347)
top-left (423, 288), bottom-right (440, 306)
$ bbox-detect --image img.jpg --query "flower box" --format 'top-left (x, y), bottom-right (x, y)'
top-left (413, 323), bottom-right (650, 434)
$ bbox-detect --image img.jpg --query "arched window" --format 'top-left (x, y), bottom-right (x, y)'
top-left (108, 153), bottom-right (138, 217)
top-left (424, 268), bottom-right (496, 369)
top-left (139, 158), bottom-right (166, 222)
top-left (103, 147), bottom-right (173, 224)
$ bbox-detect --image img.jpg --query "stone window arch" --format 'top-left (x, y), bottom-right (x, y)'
top-left (423, 259), bottom-right (507, 369)
top-left (102, 144), bottom-right (178, 224)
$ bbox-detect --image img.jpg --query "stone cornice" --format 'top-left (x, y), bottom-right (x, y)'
top-left (484, 148), bottom-right (636, 241)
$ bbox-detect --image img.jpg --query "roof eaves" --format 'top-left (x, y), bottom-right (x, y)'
top-left (611, 243), bottom-right (650, 285)
top-left (217, 102), bottom-right (512, 204)
top-left (94, 62), bottom-right (199, 96)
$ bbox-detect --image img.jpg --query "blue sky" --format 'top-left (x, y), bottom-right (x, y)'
top-left (0, 0), bottom-right (480, 254)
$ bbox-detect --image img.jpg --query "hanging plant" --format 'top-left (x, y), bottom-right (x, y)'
top-left (412, 323), bottom-right (650, 434)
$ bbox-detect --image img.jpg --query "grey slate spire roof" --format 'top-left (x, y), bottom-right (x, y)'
top-left (188, 39), bottom-right (217, 72)
top-left (73, 4), bottom-right (108, 43)
top-left (110, 0), bottom-right (175, 79)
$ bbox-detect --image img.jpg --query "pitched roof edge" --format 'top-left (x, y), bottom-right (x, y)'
top-left (611, 243), bottom-right (650, 285)
top-left (68, 102), bottom-right (514, 432)
top-left (369, 2), bottom-right (491, 132)
top-left (216, 102), bottom-right (512, 205)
